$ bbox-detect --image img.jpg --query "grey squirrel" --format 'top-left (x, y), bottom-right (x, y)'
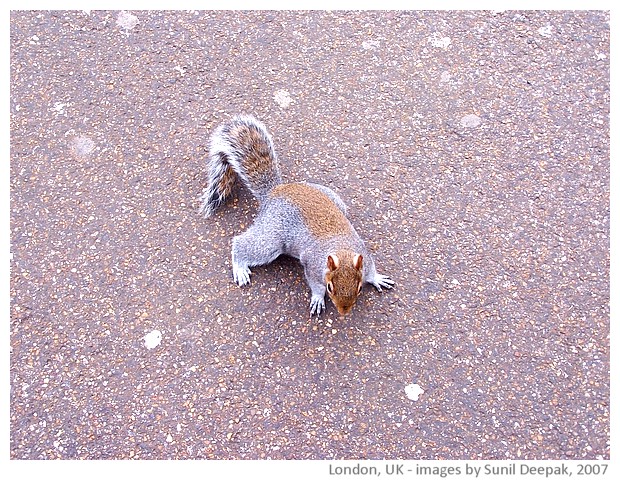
top-left (200, 115), bottom-right (394, 315)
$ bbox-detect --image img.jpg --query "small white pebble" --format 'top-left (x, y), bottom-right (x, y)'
top-left (362, 40), bottom-right (380, 50)
top-left (117, 11), bottom-right (139, 31)
top-left (461, 114), bottom-right (481, 128)
top-left (144, 330), bottom-right (162, 349)
top-left (274, 89), bottom-right (293, 109)
top-left (538, 25), bottom-right (553, 37)
top-left (405, 383), bottom-right (424, 401)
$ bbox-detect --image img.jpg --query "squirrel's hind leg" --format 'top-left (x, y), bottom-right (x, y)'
top-left (231, 223), bottom-right (284, 286)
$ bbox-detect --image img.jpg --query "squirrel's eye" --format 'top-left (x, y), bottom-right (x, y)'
top-left (327, 282), bottom-right (334, 294)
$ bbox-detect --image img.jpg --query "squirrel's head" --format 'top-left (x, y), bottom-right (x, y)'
top-left (325, 252), bottom-right (364, 315)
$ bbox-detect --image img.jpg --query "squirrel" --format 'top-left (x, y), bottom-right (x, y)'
top-left (200, 115), bottom-right (394, 316)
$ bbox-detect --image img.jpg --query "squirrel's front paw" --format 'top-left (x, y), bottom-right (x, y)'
top-left (309, 294), bottom-right (325, 316)
top-left (233, 264), bottom-right (252, 286)
top-left (371, 273), bottom-right (395, 292)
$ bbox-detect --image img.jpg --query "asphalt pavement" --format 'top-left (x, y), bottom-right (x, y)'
top-left (10, 10), bottom-right (609, 460)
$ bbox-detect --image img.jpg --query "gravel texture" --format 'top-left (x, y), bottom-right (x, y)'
top-left (10, 10), bottom-right (609, 460)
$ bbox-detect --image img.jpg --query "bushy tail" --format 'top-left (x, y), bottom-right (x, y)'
top-left (199, 115), bottom-right (282, 217)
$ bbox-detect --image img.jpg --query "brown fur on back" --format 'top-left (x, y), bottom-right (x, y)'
top-left (270, 183), bottom-right (352, 238)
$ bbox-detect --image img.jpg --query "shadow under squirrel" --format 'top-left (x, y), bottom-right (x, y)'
top-left (200, 115), bottom-right (394, 316)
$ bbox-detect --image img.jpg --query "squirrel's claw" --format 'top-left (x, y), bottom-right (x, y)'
top-left (371, 273), bottom-right (394, 292)
top-left (309, 294), bottom-right (325, 316)
top-left (233, 264), bottom-right (252, 286)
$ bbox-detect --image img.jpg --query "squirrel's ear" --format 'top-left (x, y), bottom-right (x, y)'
top-left (353, 254), bottom-right (363, 271)
top-left (327, 254), bottom-right (340, 271)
